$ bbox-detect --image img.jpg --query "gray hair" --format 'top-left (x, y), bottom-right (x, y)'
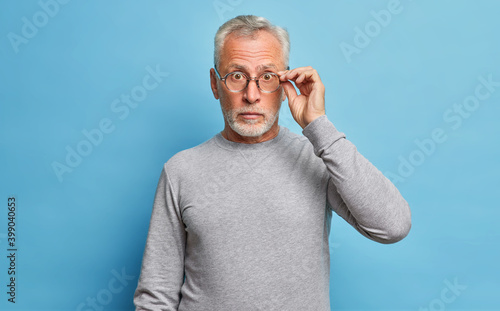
top-left (214, 15), bottom-right (290, 69)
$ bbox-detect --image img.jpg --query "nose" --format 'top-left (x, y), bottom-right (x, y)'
top-left (243, 79), bottom-right (261, 104)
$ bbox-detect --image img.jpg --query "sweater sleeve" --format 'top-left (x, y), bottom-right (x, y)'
top-left (134, 165), bottom-right (186, 310)
top-left (302, 115), bottom-right (411, 244)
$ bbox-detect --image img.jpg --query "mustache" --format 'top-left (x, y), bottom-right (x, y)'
top-left (232, 107), bottom-right (266, 114)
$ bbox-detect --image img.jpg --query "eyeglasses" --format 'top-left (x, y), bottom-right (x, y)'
top-left (214, 67), bottom-right (282, 93)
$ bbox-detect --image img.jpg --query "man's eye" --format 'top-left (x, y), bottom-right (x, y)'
top-left (233, 73), bottom-right (243, 80)
top-left (262, 74), bottom-right (272, 81)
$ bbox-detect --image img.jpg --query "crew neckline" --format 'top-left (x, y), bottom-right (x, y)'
top-left (214, 126), bottom-right (288, 151)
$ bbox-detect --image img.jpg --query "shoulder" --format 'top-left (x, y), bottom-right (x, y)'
top-left (278, 126), bottom-right (316, 153)
top-left (163, 136), bottom-right (217, 178)
top-left (278, 126), bottom-right (327, 173)
top-left (282, 127), bottom-right (310, 144)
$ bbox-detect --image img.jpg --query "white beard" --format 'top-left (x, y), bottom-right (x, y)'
top-left (222, 104), bottom-right (281, 137)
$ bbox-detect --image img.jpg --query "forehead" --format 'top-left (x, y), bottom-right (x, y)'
top-left (219, 30), bottom-right (284, 71)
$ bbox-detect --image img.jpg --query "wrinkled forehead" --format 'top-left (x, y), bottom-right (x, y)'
top-left (219, 30), bottom-right (285, 71)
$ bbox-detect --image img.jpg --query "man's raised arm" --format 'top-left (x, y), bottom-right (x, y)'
top-left (303, 115), bottom-right (411, 243)
top-left (279, 66), bottom-right (411, 243)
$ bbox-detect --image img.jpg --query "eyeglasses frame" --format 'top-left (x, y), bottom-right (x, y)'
top-left (214, 66), bottom-right (290, 93)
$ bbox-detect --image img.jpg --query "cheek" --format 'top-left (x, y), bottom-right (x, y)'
top-left (220, 91), bottom-right (242, 108)
top-left (265, 93), bottom-right (283, 110)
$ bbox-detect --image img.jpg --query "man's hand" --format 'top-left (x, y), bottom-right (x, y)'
top-left (278, 66), bottom-right (326, 129)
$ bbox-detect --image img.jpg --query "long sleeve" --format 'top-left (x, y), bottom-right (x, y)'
top-left (134, 165), bottom-right (186, 310)
top-left (302, 115), bottom-right (411, 244)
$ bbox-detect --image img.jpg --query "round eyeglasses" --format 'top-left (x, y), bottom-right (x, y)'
top-left (214, 67), bottom-right (281, 93)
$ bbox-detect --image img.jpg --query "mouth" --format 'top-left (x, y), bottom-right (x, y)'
top-left (239, 112), bottom-right (262, 120)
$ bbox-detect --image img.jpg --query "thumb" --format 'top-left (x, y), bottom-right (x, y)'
top-left (281, 81), bottom-right (298, 103)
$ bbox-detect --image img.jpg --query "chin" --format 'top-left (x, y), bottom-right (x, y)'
top-left (230, 122), bottom-right (270, 137)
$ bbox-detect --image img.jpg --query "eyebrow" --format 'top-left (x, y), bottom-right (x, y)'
top-left (226, 63), bottom-right (279, 73)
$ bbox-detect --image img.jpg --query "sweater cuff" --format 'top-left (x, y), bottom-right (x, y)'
top-left (302, 115), bottom-right (346, 157)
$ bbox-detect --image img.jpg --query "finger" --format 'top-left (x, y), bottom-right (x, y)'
top-left (280, 69), bottom-right (301, 81)
top-left (282, 69), bottom-right (318, 84)
top-left (279, 66), bottom-right (312, 79)
top-left (279, 70), bottom-right (292, 81)
top-left (281, 81), bottom-right (298, 103)
top-left (279, 67), bottom-right (303, 81)
top-left (296, 72), bottom-right (312, 84)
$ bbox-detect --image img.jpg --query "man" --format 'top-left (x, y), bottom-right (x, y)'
top-left (134, 15), bottom-right (411, 311)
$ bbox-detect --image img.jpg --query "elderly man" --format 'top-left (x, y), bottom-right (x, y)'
top-left (134, 15), bottom-right (411, 311)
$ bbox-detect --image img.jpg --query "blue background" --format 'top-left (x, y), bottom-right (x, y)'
top-left (1, 0), bottom-right (499, 310)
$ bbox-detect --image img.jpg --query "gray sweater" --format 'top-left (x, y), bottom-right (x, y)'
top-left (134, 115), bottom-right (411, 310)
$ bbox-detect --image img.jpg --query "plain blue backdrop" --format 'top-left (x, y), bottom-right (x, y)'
top-left (1, 0), bottom-right (499, 310)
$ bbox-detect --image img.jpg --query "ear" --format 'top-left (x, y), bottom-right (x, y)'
top-left (281, 87), bottom-right (287, 102)
top-left (210, 68), bottom-right (219, 100)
